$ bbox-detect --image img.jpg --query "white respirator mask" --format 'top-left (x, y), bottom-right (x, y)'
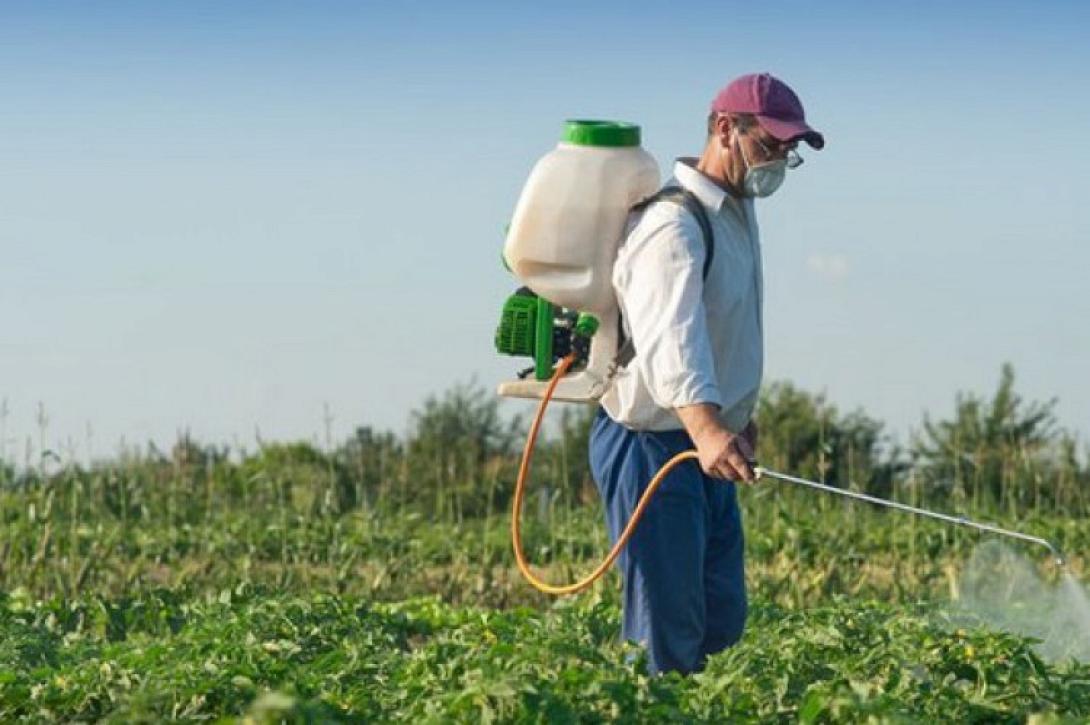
top-left (720, 129), bottom-right (789, 198)
top-left (735, 132), bottom-right (787, 198)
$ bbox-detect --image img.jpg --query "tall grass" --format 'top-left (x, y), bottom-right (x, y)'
top-left (2, 368), bottom-right (1085, 608)
top-left (0, 421), bottom-right (1083, 609)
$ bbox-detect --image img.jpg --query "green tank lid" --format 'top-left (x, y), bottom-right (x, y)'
top-left (563, 120), bottom-right (641, 148)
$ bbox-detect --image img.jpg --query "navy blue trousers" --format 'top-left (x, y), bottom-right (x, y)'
top-left (588, 407), bottom-right (747, 675)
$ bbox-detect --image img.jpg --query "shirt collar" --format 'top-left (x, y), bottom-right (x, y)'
top-left (673, 157), bottom-right (753, 222)
top-left (673, 157), bottom-right (732, 211)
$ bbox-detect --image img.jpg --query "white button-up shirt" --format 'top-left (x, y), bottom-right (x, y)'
top-left (600, 158), bottom-right (764, 434)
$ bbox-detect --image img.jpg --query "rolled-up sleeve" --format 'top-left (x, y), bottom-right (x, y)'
top-left (613, 210), bottom-right (723, 411)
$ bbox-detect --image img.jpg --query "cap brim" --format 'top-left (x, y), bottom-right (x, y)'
top-left (756, 114), bottom-right (825, 150)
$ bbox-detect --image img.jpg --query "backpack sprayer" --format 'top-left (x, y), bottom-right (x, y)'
top-left (495, 120), bottom-right (1064, 596)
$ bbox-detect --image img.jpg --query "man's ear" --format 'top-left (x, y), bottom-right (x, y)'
top-left (713, 113), bottom-right (733, 146)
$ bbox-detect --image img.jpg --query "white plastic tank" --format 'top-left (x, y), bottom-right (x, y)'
top-left (503, 120), bottom-right (660, 318)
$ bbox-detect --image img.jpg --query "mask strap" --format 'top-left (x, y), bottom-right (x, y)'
top-left (734, 130), bottom-right (754, 172)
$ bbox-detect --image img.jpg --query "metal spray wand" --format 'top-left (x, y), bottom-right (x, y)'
top-left (754, 466), bottom-right (1066, 567)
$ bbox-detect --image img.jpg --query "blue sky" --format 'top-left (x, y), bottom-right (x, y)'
top-left (2, 1), bottom-right (1088, 463)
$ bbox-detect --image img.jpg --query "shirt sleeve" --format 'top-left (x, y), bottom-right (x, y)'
top-left (613, 207), bottom-right (723, 411)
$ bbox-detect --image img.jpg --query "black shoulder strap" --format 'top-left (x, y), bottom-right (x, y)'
top-left (630, 185), bottom-right (715, 280)
top-left (614, 186), bottom-right (716, 369)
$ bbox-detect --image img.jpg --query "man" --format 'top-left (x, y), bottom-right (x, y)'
top-left (590, 73), bottom-right (824, 675)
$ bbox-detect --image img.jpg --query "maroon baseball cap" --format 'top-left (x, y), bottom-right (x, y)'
top-left (711, 73), bottom-right (824, 149)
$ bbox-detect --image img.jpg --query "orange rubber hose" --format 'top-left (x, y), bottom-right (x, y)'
top-left (511, 352), bottom-right (700, 595)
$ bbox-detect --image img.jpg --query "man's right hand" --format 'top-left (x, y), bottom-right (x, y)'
top-left (694, 426), bottom-right (756, 482)
top-left (676, 404), bottom-right (757, 483)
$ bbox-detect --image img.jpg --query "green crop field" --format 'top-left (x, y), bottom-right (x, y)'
top-left (2, 368), bottom-right (1089, 722)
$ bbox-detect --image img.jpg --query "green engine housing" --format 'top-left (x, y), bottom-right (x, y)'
top-left (494, 288), bottom-right (597, 381)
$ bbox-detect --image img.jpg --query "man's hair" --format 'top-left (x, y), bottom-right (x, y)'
top-left (706, 112), bottom-right (757, 138)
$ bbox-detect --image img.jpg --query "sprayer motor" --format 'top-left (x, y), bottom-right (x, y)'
top-left (494, 287), bottom-right (597, 382)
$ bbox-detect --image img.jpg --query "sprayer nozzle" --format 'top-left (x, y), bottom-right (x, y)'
top-left (1044, 541), bottom-right (1067, 569)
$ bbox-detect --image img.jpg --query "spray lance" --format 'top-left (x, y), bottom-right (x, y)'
top-left (753, 468), bottom-right (1066, 568)
top-left (495, 119), bottom-right (1064, 596)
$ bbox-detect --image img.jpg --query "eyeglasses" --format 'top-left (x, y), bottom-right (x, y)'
top-left (751, 134), bottom-right (804, 170)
